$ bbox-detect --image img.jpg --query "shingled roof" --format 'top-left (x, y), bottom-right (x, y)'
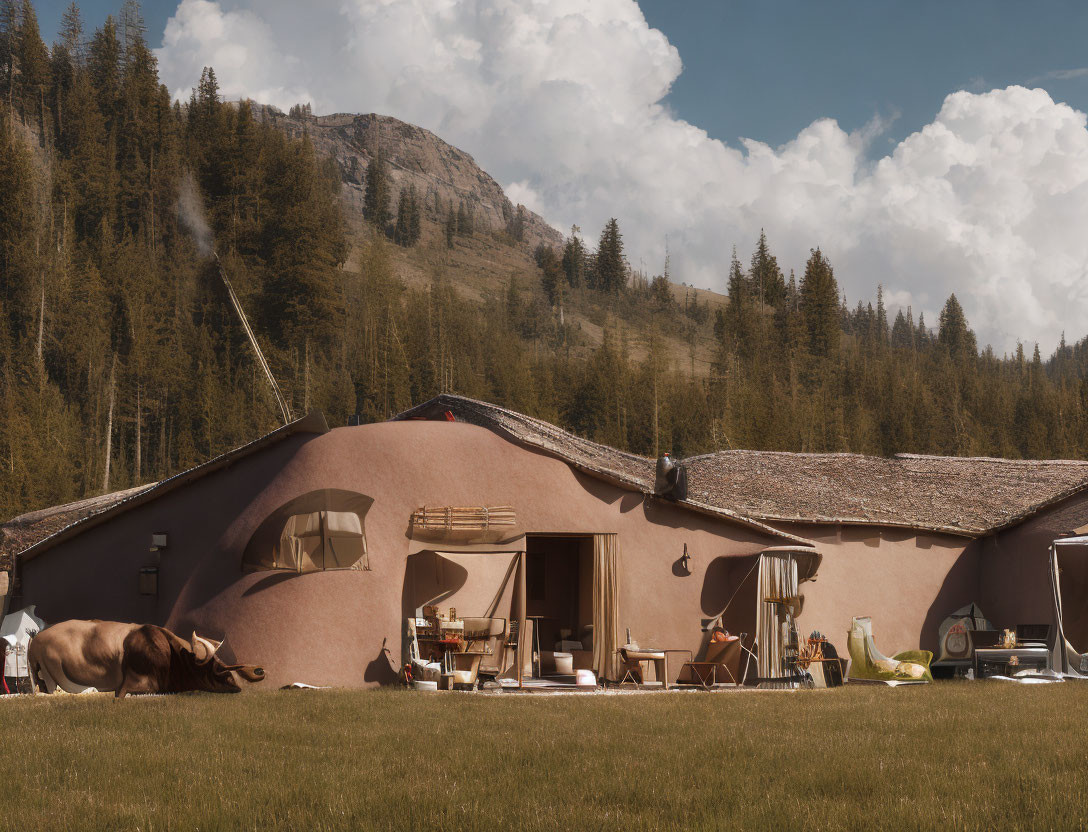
top-left (394, 396), bottom-right (812, 543)
top-left (397, 394), bottom-right (1088, 537)
top-left (0, 484), bottom-right (156, 572)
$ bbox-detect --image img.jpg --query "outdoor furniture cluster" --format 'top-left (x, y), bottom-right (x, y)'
top-left (407, 607), bottom-right (505, 690)
top-left (931, 602), bottom-right (1054, 680)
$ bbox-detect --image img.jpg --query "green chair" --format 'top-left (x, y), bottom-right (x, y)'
top-left (847, 616), bottom-right (932, 683)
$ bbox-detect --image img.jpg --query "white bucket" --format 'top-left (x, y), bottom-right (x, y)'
top-left (553, 652), bottom-right (574, 675)
top-left (576, 669), bottom-right (597, 688)
top-left (411, 680), bottom-right (439, 691)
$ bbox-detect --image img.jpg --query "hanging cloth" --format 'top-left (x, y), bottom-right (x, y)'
top-left (592, 533), bottom-right (620, 681)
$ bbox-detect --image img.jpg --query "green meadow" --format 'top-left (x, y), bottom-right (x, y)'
top-left (2, 683), bottom-right (1085, 831)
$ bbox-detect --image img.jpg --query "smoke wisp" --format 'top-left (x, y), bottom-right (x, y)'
top-left (177, 172), bottom-right (214, 257)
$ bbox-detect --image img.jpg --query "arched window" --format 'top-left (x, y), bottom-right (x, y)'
top-left (243, 489), bottom-right (373, 572)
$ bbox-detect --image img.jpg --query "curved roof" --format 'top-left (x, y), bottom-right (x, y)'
top-left (396, 395), bottom-right (1088, 537)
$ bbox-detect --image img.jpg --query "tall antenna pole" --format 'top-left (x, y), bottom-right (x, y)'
top-left (213, 252), bottom-right (292, 425)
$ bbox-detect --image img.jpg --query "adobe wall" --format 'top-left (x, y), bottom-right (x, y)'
top-left (982, 489), bottom-right (1088, 632)
top-left (767, 522), bottom-right (977, 656)
top-left (19, 421), bottom-right (787, 689)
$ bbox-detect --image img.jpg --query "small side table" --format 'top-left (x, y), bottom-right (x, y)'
top-left (661, 649), bottom-right (693, 690)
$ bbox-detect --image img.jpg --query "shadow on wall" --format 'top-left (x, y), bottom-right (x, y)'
top-left (364, 640), bottom-right (401, 685)
top-left (401, 551), bottom-right (469, 620)
top-left (919, 540), bottom-right (981, 652)
top-left (241, 571), bottom-right (297, 597)
top-left (697, 554), bottom-right (759, 662)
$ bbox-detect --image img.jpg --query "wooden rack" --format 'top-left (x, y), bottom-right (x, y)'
top-left (410, 505), bottom-right (517, 541)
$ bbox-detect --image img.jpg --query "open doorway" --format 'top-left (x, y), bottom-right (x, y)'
top-left (526, 534), bottom-right (594, 675)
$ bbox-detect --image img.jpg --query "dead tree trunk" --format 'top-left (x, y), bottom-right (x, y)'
top-left (102, 355), bottom-right (117, 493)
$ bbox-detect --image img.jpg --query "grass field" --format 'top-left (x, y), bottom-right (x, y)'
top-left (2, 683), bottom-right (1086, 831)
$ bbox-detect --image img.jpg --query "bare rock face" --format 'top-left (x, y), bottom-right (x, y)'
top-left (254, 105), bottom-right (563, 251)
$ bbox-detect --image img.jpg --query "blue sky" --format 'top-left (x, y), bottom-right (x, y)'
top-left (42, 0), bottom-right (1088, 153)
top-left (638, 0), bottom-right (1088, 151)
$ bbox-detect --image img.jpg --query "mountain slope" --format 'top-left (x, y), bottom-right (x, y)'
top-left (260, 106), bottom-right (562, 251)
top-left (254, 103), bottom-right (725, 372)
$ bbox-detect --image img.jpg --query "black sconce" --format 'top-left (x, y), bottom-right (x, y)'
top-left (679, 543), bottom-right (692, 572)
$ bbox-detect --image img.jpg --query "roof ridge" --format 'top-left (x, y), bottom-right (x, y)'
top-left (894, 452), bottom-right (1088, 466)
top-left (398, 395), bottom-right (1088, 538)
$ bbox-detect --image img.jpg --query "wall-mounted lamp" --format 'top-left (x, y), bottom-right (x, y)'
top-left (679, 543), bottom-right (692, 572)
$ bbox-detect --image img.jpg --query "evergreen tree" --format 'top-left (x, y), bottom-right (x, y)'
top-left (749, 229), bottom-right (786, 311)
top-left (938, 293), bottom-right (976, 362)
top-left (506, 204), bottom-right (526, 242)
top-left (799, 248), bottom-right (840, 358)
top-left (59, 3), bottom-right (84, 66)
top-left (538, 246), bottom-right (563, 306)
top-left (16, 0), bottom-right (49, 125)
top-left (88, 16), bottom-right (121, 132)
top-left (724, 246), bottom-right (753, 355)
top-left (561, 228), bottom-right (585, 288)
top-left (595, 218), bottom-right (626, 293)
top-left (0, 0), bottom-right (19, 113)
top-left (393, 185), bottom-right (414, 246)
top-left (363, 149), bottom-right (391, 231)
top-left (891, 309), bottom-right (914, 351)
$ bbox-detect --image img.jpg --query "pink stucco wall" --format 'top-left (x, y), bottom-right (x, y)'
top-left (19, 422), bottom-right (789, 688)
top-left (767, 522), bottom-right (977, 656)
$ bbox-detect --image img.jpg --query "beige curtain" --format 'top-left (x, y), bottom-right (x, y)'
top-left (277, 510), bottom-right (368, 572)
top-left (592, 533), bottom-right (620, 681)
top-left (755, 551), bottom-right (799, 684)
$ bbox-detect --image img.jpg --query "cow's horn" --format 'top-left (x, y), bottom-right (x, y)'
top-left (221, 664), bottom-right (266, 683)
top-left (191, 632), bottom-right (223, 665)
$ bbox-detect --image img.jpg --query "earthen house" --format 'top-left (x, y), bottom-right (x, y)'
top-left (4, 395), bottom-right (1088, 687)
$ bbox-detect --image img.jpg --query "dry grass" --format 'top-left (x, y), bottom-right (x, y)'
top-left (2, 682), bottom-right (1085, 831)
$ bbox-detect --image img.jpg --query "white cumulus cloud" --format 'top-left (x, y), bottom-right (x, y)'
top-left (156, 0), bottom-right (1088, 352)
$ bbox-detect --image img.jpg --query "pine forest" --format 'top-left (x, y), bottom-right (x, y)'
top-left (4, 0), bottom-right (1088, 522)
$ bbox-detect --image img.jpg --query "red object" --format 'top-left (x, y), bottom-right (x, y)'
top-left (443, 410), bottom-right (456, 422)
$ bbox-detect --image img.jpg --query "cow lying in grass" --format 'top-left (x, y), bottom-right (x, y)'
top-left (28, 620), bottom-right (265, 697)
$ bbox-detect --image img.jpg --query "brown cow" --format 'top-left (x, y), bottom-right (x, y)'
top-left (28, 620), bottom-right (264, 697)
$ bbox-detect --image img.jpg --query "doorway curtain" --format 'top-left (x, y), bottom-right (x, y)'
top-left (592, 533), bottom-right (620, 681)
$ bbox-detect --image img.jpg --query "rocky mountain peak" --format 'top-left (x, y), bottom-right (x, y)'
top-left (252, 105), bottom-right (563, 251)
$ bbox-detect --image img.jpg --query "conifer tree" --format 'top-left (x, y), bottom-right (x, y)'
top-left (88, 17), bottom-right (121, 131)
top-left (724, 246), bottom-right (753, 355)
top-left (538, 245), bottom-right (563, 305)
top-left (938, 293), bottom-right (976, 362)
top-left (393, 185), bottom-right (412, 246)
top-left (16, 0), bottom-right (48, 125)
top-left (561, 227), bottom-right (585, 288)
top-left (749, 229), bottom-right (786, 312)
top-left (60, 3), bottom-right (83, 64)
top-left (595, 218), bottom-right (626, 293)
top-left (799, 248), bottom-right (840, 358)
top-left (506, 204), bottom-right (526, 242)
top-left (363, 149), bottom-right (391, 231)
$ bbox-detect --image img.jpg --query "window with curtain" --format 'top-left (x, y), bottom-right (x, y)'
top-left (278, 510), bottom-right (368, 572)
top-left (243, 489), bottom-right (375, 573)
